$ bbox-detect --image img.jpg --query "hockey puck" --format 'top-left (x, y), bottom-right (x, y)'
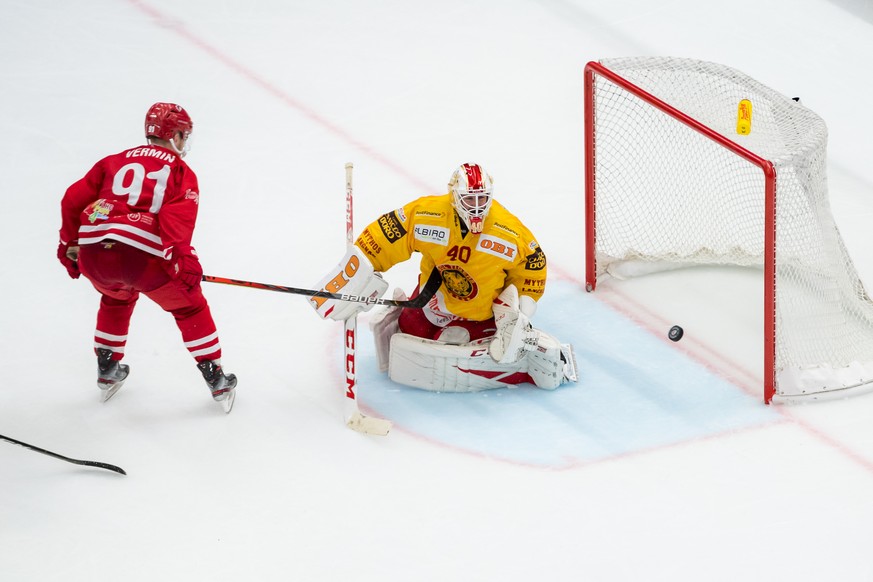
top-left (668, 325), bottom-right (684, 342)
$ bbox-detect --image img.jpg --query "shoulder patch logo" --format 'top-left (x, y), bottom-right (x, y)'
top-left (377, 211), bottom-right (407, 243)
top-left (525, 246), bottom-right (546, 270)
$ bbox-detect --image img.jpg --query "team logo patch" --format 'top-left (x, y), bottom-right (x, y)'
top-left (414, 225), bottom-right (449, 246)
top-left (477, 234), bottom-right (517, 261)
top-left (437, 265), bottom-right (478, 301)
top-left (87, 199), bottom-right (113, 223)
top-left (377, 211), bottom-right (407, 243)
top-left (525, 246), bottom-right (547, 270)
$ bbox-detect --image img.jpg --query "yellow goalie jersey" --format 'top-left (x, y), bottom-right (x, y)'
top-left (355, 193), bottom-right (547, 321)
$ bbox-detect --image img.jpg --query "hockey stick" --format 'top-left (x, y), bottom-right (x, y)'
top-left (0, 434), bottom-right (126, 475)
top-left (342, 163), bottom-right (392, 436)
top-left (202, 267), bottom-right (442, 309)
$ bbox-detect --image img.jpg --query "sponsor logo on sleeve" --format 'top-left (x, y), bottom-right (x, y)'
top-left (414, 225), bottom-right (449, 246)
top-left (377, 211), bottom-right (407, 243)
top-left (525, 246), bottom-right (546, 270)
top-left (493, 221), bottom-right (520, 237)
top-left (477, 234), bottom-right (517, 261)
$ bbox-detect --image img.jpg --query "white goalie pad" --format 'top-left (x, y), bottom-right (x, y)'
top-left (388, 333), bottom-right (578, 392)
top-left (369, 288), bottom-right (407, 372)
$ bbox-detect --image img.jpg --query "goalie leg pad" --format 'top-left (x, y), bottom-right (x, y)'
top-left (526, 331), bottom-right (579, 389)
top-left (369, 288), bottom-right (407, 372)
top-left (388, 333), bottom-right (533, 392)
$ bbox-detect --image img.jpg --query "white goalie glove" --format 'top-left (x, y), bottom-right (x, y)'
top-left (310, 246), bottom-right (389, 321)
top-left (489, 284), bottom-right (539, 364)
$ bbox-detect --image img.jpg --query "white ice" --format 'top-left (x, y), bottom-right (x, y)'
top-left (3, 1), bottom-right (873, 580)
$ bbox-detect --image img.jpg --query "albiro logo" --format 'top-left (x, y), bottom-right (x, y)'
top-left (414, 225), bottom-right (449, 246)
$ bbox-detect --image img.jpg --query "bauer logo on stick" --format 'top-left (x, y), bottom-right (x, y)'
top-left (737, 99), bottom-right (752, 135)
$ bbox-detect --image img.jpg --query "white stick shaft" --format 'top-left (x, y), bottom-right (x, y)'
top-left (341, 162), bottom-right (392, 436)
top-left (343, 163), bottom-right (358, 414)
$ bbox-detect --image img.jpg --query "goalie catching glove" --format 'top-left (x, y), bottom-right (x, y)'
top-left (489, 284), bottom-right (539, 364)
top-left (311, 245), bottom-right (389, 321)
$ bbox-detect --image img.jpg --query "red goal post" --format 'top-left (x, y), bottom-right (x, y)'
top-left (584, 57), bottom-right (873, 404)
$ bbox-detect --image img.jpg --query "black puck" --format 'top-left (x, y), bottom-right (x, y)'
top-left (668, 325), bottom-right (684, 342)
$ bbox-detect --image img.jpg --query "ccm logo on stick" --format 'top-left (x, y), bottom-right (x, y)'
top-left (345, 328), bottom-right (356, 399)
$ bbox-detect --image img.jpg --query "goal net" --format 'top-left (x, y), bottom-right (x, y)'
top-left (584, 57), bottom-right (873, 403)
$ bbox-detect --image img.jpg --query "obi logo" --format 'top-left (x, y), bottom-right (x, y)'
top-left (377, 211), bottom-right (407, 243)
top-left (87, 199), bottom-right (113, 223)
top-left (414, 225), bottom-right (449, 246)
top-left (477, 234), bottom-right (516, 261)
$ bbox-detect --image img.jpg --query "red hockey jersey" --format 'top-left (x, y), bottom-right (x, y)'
top-left (59, 144), bottom-right (200, 259)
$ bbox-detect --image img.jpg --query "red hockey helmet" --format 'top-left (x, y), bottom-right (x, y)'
top-left (144, 103), bottom-right (193, 142)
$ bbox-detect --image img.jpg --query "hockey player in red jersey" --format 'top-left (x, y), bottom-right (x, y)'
top-left (311, 163), bottom-right (577, 392)
top-left (57, 102), bottom-right (237, 412)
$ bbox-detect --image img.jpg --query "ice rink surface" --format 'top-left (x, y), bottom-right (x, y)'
top-left (3, 1), bottom-right (873, 580)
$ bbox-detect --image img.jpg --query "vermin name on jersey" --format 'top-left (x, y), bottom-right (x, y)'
top-left (126, 147), bottom-right (176, 163)
top-left (414, 225), bottom-right (449, 246)
top-left (477, 234), bottom-right (516, 260)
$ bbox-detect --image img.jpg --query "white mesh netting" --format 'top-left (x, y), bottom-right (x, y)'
top-left (589, 56), bottom-right (873, 401)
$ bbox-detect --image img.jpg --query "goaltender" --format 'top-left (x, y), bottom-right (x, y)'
top-left (310, 163), bottom-right (576, 392)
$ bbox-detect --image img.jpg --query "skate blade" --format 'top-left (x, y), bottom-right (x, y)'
top-left (219, 389), bottom-right (236, 414)
top-left (100, 380), bottom-right (125, 403)
top-left (561, 343), bottom-right (579, 383)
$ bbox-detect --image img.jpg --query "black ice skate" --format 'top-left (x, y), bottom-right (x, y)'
top-left (197, 360), bottom-right (237, 414)
top-left (97, 348), bottom-right (130, 403)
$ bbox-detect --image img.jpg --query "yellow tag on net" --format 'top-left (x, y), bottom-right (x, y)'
top-left (737, 99), bottom-right (752, 135)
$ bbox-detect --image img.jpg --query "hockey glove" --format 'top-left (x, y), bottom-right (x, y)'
top-left (57, 241), bottom-right (80, 279)
top-left (311, 246), bottom-right (389, 321)
top-left (489, 284), bottom-right (539, 364)
top-left (171, 244), bottom-right (203, 289)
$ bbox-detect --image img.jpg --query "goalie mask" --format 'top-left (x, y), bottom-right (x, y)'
top-left (449, 163), bottom-right (493, 234)
top-left (145, 102), bottom-right (193, 157)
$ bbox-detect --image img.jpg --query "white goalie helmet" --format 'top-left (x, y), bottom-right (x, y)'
top-left (448, 163), bottom-right (493, 234)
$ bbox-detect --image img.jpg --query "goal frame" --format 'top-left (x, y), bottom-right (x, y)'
top-left (583, 60), bottom-right (779, 403)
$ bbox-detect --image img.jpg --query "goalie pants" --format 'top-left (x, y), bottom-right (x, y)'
top-left (78, 242), bottom-right (222, 363)
top-left (398, 285), bottom-right (497, 341)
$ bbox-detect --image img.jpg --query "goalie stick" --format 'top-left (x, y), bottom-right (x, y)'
top-left (202, 267), bottom-right (442, 309)
top-left (0, 433), bottom-right (126, 475)
top-left (343, 162), bottom-right (392, 436)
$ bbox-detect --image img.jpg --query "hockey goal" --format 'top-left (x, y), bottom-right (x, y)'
top-left (584, 57), bottom-right (873, 403)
